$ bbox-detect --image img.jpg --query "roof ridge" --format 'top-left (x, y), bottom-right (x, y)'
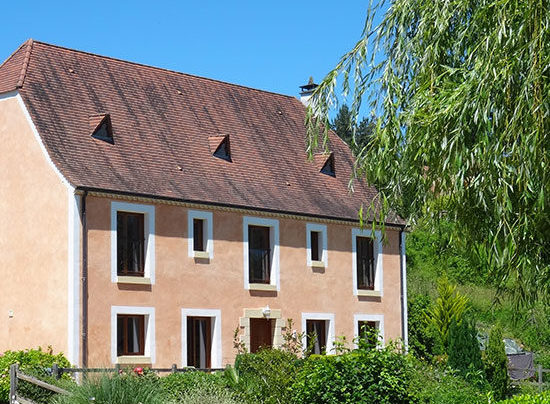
top-left (30, 40), bottom-right (299, 100)
top-left (16, 39), bottom-right (34, 88)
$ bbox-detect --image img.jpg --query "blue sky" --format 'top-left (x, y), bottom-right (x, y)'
top-left (0, 1), bottom-right (373, 100)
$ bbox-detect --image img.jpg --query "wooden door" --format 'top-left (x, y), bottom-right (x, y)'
top-left (250, 318), bottom-right (273, 353)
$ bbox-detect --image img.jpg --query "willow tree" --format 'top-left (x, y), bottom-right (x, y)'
top-left (307, 0), bottom-right (549, 307)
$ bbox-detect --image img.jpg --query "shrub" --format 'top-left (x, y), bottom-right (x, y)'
top-left (161, 370), bottom-right (229, 399)
top-left (447, 317), bottom-right (484, 379)
top-left (177, 385), bottom-right (245, 404)
top-left (408, 294), bottom-right (438, 360)
top-left (409, 360), bottom-right (489, 404)
top-left (497, 391), bottom-right (550, 404)
top-left (291, 342), bottom-right (416, 404)
top-left (0, 347), bottom-right (72, 403)
top-left (52, 372), bottom-right (169, 404)
top-left (227, 349), bottom-right (301, 403)
top-left (485, 325), bottom-right (509, 400)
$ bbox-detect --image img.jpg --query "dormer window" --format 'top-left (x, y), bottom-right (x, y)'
top-left (90, 113), bottom-right (114, 144)
top-left (320, 153), bottom-right (335, 177)
top-left (209, 135), bottom-right (231, 161)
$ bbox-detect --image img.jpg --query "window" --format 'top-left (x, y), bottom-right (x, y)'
top-left (356, 236), bottom-right (375, 290)
top-left (301, 313), bottom-right (335, 354)
top-left (248, 225), bottom-right (271, 283)
top-left (243, 217), bottom-right (280, 290)
top-left (111, 202), bottom-right (155, 284)
top-left (306, 320), bottom-right (327, 355)
top-left (193, 219), bottom-right (205, 252)
top-left (117, 314), bottom-right (144, 356)
top-left (357, 320), bottom-right (377, 346)
top-left (117, 212), bottom-right (144, 276)
top-left (320, 154), bottom-right (335, 177)
top-left (187, 317), bottom-right (211, 368)
top-left (181, 309), bottom-right (222, 368)
top-left (306, 223), bottom-right (327, 267)
top-left (213, 136), bottom-right (231, 161)
top-left (352, 228), bottom-right (383, 296)
top-left (354, 314), bottom-right (384, 347)
top-left (188, 210), bottom-right (213, 259)
top-left (111, 306), bottom-right (155, 364)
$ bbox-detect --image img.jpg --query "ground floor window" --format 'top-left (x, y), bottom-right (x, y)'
top-left (354, 314), bottom-right (384, 347)
top-left (357, 320), bottom-right (377, 346)
top-left (306, 319), bottom-right (327, 355)
top-left (187, 317), bottom-right (211, 368)
top-left (117, 314), bottom-right (145, 356)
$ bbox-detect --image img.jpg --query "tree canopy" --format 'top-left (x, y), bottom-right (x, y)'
top-left (331, 104), bottom-right (375, 153)
top-left (307, 0), bottom-right (549, 308)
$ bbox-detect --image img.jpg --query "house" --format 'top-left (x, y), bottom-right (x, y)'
top-left (0, 40), bottom-right (408, 368)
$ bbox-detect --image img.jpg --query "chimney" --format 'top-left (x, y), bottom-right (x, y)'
top-left (299, 76), bottom-right (318, 107)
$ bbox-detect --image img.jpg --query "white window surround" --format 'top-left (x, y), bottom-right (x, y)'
top-left (306, 223), bottom-right (328, 267)
top-left (181, 308), bottom-right (222, 368)
top-left (110, 201), bottom-right (155, 284)
top-left (243, 216), bottom-right (280, 291)
top-left (187, 210), bottom-right (214, 259)
top-left (111, 306), bottom-right (155, 364)
top-left (301, 312), bottom-right (336, 354)
top-left (354, 313), bottom-right (385, 347)
top-left (351, 228), bottom-right (383, 296)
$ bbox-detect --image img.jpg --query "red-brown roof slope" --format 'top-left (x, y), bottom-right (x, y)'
top-left (0, 40), bottom-right (403, 225)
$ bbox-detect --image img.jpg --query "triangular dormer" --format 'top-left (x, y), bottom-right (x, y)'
top-left (208, 134), bottom-right (231, 162)
top-left (90, 113), bottom-right (114, 144)
top-left (319, 153), bottom-right (335, 177)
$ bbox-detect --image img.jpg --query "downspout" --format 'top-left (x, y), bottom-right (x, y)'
top-left (80, 191), bottom-right (88, 367)
top-left (399, 230), bottom-right (409, 351)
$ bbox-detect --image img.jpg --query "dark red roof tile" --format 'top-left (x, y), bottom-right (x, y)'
top-left (0, 40), bottom-right (404, 225)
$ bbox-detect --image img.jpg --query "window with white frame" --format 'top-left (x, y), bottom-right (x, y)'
top-left (111, 202), bottom-right (155, 283)
top-left (188, 210), bottom-right (213, 259)
top-left (354, 314), bottom-right (384, 347)
top-left (301, 313), bottom-right (335, 354)
top-left (306, 223), bottom-right (327, 267)
top-left (111, 306), bottom-right (155, 364)
top-left (243, 217), bottom-right (280, 290)
top-left (352, 228), bottom-right (383, 296)
top-left (181, 309), bottom-right (222, 368)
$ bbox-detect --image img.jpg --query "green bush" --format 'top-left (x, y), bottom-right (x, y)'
top-left (409, 360), bottom-right (489, 404)
top-left (161, 370), bottom-right (229, 399)
top-left (485, 325), bottom-right (509, 400)
top-left (497, 391), bottom-right (550, 404)
top-left (227, 349), bottom-right (301, 403)
top-left (0, 347), bottom-right (72, 403)
top-left (447, 317), bottom-right (484, 379)
top-left (408, 294), bottom-right (439, 360)
top-left (52, 372), bottom-right (169, 404)
top-left (291, 343), bottom-right (416, 404)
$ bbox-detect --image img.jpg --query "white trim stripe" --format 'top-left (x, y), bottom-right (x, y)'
top-left (67, 192), bottom-right (81, 365)
top-left (181, 308), bottom-right (222, 368)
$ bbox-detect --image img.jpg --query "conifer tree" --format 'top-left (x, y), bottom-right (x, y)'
top-left (447, 317), bottom-right (483, 377)
top-left (485, 325), bottom-right (509, 400)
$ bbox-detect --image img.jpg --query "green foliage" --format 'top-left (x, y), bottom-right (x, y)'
top-left (308, 0), bottom-right (550, 309)
top-left (291, 342), bottom-right (416, 404)
top-left (447, 317), bottom-right (484, 378)
top-left (0, 347), bottom-right (72, 404)
top-left (408, 294), bottom-right (438, 360)
top-left (410, 360), bottom-right (489, 404)
top-left (330, 104), bottom-right (375, 153)
top-left (498, 391), bottom-right (550, 404)
top-left (52, 372), bottom-right (169, 404)
top-left (425, 276), bottom-right (469, 350)
top-left (160, 371), bottom-right (229, 400)
top-left (227, 349), bottom-right (301, 404)
top-left (280, 318), bottom-right (305, 356)
top-left (485, 325), bottom-right (510, 400)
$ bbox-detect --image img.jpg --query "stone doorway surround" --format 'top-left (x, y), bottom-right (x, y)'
top-left (239, 308), bottom-right (284, 351)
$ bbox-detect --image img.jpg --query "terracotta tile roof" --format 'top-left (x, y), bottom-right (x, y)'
top-left (0, 40), bottom-right (404, 225)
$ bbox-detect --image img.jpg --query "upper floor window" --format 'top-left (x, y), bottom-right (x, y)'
top-left (352, 228), bottom-right (383, 296)
top-left (117, 212), bottom-right (144, 276)
top-left (188, 210), bottom-right (213, 259)
top-left (243, 217), bottom-right (280, 291)
top-left (248, 225), bottom-right (271, 283)
top-left (111, 202), bottom-right (155, 284)
top-left (306, 223), bottom-right (328, 268)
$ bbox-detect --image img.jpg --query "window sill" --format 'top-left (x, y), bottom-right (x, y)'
top-left (193, 251), bottom-right (210, 259)
top-left (116, 356), bottom-right (151, 365)
top-left (357, 289), bottom-right (381, 297)
top-left (117, 276), bottom-right (152, 285)
top-left (248, 283), bottom-right (277, 291)
top-left (310, 260), bottom-right (325, 268)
